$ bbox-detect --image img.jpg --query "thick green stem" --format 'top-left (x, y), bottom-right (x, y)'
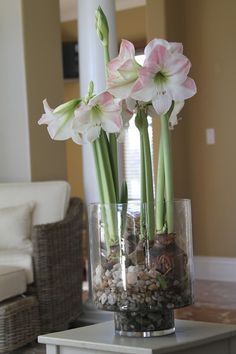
top-left (104, 45), bottom-right (110, 70)
top-left (136, 110), bottom-right (155, 240)
top-left (142, 121), bottom-right (155, 240)
top-left (160, 114), bottom-right (174, 234)
top-left (109, 133), bottom-right (119, 201)
top-left (93, 142), bottom-right (111, 253)
top-left (155, 135), bottom-right (165, 232)
top-left (140, 129), bottom-right (146, 238)
top-left (95, 134), bottom-right (118, 245)
top-left (103, 42), bottom-right (119, 202)
top-left (92, 143), bottom-right (105, 204)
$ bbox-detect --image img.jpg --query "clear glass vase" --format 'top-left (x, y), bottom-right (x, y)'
top-left (88, 199), bottom-right (194, 337)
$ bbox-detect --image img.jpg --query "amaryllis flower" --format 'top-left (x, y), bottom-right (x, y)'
top-left (107, 39), bottom-right (141, 99)
top-left (38, 99), bottom-right (80, 140)
top-left (131, 40), bottom-right (197, 115)
top-left (73, 91), bottom-right (122, 143)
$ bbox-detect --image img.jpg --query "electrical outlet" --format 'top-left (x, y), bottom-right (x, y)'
top-left (206, 128), bottom-right (215, 145)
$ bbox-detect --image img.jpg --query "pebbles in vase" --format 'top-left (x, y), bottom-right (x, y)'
top-left (93, 261), bottom-right (192, 311)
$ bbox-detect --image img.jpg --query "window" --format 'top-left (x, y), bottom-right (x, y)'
top-left (123, 54), bottom-right (154, 200)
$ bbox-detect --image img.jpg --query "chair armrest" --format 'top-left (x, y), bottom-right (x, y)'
top-left (32, 197), bottom-right (85, 333)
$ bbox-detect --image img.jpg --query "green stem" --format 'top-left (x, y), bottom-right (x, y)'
top-left (93, 142), bottom-right (110, 253)
top-left (140, 129), bottom-right (146, 238)
top-left (101, 130), bottom-right (118, 201)
top-left (103, 42), bottom-right (119, 202)
top-left (160, 114), bottom-right (174, 234)
top-left (104, 45), bottom-right (110, 71)
top-left (136, 110), bottom-right (155, 240)
top-left (109, 133), bottom-right (119, 201)
top-left (142, 119), bottom-right (155, 241)
top-left (95, 134), bottom-right (117, 245)
top-left (155, 135), bottom-right (165, 232)
top-left (92, 143), bottom-right (105, 204)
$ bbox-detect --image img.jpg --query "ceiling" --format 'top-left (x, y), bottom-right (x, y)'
top-left (59, 0), bottom-right (146, 22)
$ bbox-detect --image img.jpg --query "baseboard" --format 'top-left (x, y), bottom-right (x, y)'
top-left (194, 256), bottom-right (236, 282)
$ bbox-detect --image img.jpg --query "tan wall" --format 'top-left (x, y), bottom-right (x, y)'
top-left (146, 0), bottom-right (236, 257)
top-left (180, 0), bottom-right (236, 257)
top-left (61, 20), bottom-right (83, 197)
top-left (61, 7), bottom-right (147, 198)
top-left (23, 0), bottom-right (67, 181)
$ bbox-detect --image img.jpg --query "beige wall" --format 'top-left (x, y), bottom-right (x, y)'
top-left (147, 0), bottom-right (236, 257)
top-left (61, 20), bottom-right (84, 198)
top-left (180, 0), bottom-right (236, 257)
top-left (162, 0), bottom-right (236, 257)
top-left (23, 0), bottom-right (67, 181)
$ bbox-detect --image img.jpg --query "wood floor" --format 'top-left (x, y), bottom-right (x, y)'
top-left (10, 279), bottom-right (236, 353)
top-left (176, 279), bottom-right (236, 324)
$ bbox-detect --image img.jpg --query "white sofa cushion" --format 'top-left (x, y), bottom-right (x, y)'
top-left (0, 250), bottom-right (34, 284)
top-left (0, 181), bottom-right (70, 225)
top-left (0, 203), bottom-right (34, 252)
top-left (0, 266), bottom-right (27, 302)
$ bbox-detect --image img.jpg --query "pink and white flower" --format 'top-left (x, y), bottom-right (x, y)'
top-left (107, 39), bottom-right (141, 99)
top-left (73, 91), bottom-right (122, 143)
top-left (38, 99), bottom-right (80, 140)
top-left (131, 40), bottom-right (197, 115)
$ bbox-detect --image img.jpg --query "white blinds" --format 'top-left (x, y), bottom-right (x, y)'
top-left (123, 117), bottom-right (153, 200)
top-left (122, 54), bottom-right (154, 200)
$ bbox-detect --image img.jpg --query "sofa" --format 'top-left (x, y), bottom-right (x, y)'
top-left (0, 181), bottom-right (84, 352)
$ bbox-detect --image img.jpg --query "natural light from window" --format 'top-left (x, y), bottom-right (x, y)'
top-left (123, 54), bottom-right (154, 201)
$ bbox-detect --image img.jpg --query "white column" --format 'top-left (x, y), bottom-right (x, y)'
top-left (78, 0), bottom-right (118, 204)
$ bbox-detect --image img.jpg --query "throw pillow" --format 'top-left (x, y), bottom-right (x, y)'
top-left (0, 203), bottom-right (34, 251)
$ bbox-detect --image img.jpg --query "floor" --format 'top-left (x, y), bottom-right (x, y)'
top-left (9, 279), bottom-right (236, 354)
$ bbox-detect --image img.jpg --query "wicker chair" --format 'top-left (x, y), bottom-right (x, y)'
top-left (0, 197), bottom-right (84, 352)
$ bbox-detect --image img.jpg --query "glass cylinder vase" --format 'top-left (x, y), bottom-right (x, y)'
top-left (88, 199), bottom-right (194, 337)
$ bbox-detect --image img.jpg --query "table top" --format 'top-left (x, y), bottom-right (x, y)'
top-left (38, 320), bottom-right (236, 354)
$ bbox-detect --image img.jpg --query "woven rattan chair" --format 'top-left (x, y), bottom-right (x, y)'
top-left (0, 197), bottom-right (84, 352)
top-left (32, 197), bottom-right (84, 334)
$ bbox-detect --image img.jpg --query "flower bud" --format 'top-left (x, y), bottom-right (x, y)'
top-left (53, 99), bottom-right (81, 115)
top-left (95, 6), bottom-right (109, 46)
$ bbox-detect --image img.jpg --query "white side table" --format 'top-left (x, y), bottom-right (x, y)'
top-left (38, 320), bottom-right (236, 354)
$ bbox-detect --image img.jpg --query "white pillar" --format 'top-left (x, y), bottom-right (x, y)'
top-left (78, 0), bottom-right (118, 204)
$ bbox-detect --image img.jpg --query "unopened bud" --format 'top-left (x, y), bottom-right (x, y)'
top-left (95, 6), bottom-right (109, 46)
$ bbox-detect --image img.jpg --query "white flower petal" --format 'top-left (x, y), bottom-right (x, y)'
top-left (171, 78), bottom-right (197, 101)
top-left (169, 101), bottom-right (184, 129)
top-left (101, 112), bottom-right (122, 133)
top-left (38, 113), bottom-right (50, 125)
top-left (107, 81), bottom-right (135, 99)
top-left (47, 118), bottom-right (72, 140)
top-left (152, 93), bottom-right (172, 115)
top-left (71, 130), bottom-right (83, 145)
top-left (131, 80), bottom-right (156, 102)
top-left (86, 126), bottom-right (101, 142)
